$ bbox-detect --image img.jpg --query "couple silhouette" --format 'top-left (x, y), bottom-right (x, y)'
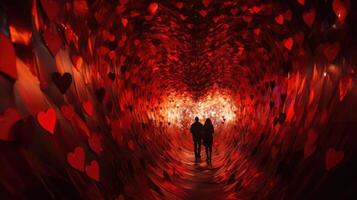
top-left (190, 117), bottom-right (214, 163)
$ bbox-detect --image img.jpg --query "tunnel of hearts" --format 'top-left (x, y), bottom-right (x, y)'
top-left (0, 0), bottom-right (357, 199)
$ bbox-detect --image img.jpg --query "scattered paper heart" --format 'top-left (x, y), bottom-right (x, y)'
top-left (82, 100), bottom-right (94, 117)
top-left (67, 146), bottom-right (85, 171)
top-left (52, 72), bottom-right (72, 94)
top-left (85, 160), bottom-right (100, 181)
top-left (325, 148), bottom-right (344, 171)
top-left (37, 108), bottom-right (57, 135)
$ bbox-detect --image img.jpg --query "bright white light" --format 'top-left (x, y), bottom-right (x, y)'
top-left (160, 90), bottom-right (237, 127)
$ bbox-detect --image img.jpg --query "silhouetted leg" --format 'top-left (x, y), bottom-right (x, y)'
top-left (209, 146), bottom-right (212, 162)
top-left (194, 140), bottom-right (197, 159)
top-left (197, 140), bottom-right (201, 158)
top-left (205, 146), bottom-right (209, 161)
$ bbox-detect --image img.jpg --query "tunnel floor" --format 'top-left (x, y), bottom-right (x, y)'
top-left (176, 148), bottom-right (228, 200)
top-left (162, 132), bottom-right (275, 200)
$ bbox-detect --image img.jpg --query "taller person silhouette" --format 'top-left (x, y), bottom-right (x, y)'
top-left (190, 116), bottom-right (203, 161)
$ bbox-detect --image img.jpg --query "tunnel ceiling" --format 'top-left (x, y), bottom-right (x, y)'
top-left (58, 0), bottom-right (356, 97)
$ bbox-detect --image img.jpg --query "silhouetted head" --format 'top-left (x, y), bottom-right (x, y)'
top-left (205, 118), bottom-right (212, 126)
top-left (195, 116), bottom-right (199, 122)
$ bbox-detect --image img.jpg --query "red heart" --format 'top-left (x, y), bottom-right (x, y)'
top-left (61, 105), bottom-right (75, 120)
top-left (275, 14), bottom-right (284, 25)
top-left (303, 9), bottom-right (316, 27)
top-left (323, 42), bottom-right (340, 62)
top-left (251, 6), bottom-right (261, 14)
top-left (332, 0), bottom-right (350, 23)
top-left (67, 146), bottom-right (85, 171)
top-left (88, 134), bottom-right (103, 155)
top-left (85, 160), bottom-right (100, 181)
top-left (121, 18), bottom-right (128, 27)
top-left (242, 15), bottom-right (253, 23)
top-left (148, 2), bottom-right (158, 15)
top-left (325, 148), bottom-right (344, 171)
top-left (82, 101), bottom-right (94, 116)
top-left (37, 108), bottom-right (57, 134)
top-left (283, 37), bottom-right (294, 51)
top-left (199, 10), bottom-right (208, 17)
top-left (0, 108), bottom-right (22, 141)
top-left (0, 33), bottom-right (17, 80)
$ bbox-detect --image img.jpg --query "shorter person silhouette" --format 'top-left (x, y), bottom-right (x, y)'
top-left (190, 117), bottom-right (203, 160)
top-left (203, 118), bottom-right (214, 163)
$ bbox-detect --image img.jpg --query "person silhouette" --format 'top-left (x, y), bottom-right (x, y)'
top-left (203, 118), bottom-right (214, 163)
top-left (190, 116), bottom-right (203, 160)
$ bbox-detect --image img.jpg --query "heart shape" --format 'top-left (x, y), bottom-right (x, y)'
top-left (199, 10), bottom-right (208, 17)
top-left (67, 146), bottom-right (85, 171)
top-left (121, 18), bottom-right (128, 27)
top-left (0, 108), bottom-right (22, 141)
top-left (323, 42), bottom-right (340, 62)
top-left (52, 72), bottom-right (72, 94)
top-left (61, 105), bottom-right (75, 120)
top-left (85, 160), bottom-right (100, 181)
top-left (0, 33), bottom-right (17, 80)
top-left (82, 101), bottom-right (94, 116)
top-left (303, 9), bottom-right (316, 27)
top-left (37, 108), bottom-right (57, 134)
top-left (275, 14), bottom-right (284, 25)
top-left (325, 148), bottom-right (344, 171)
top-left (148, 2), bottom-right (158, 15)
top-left (332, 0), bottom-right (350, 23)
top-left (283, 37), bottom-right (294, 51)
top-left (88, 134), bottom-right (103, 155)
